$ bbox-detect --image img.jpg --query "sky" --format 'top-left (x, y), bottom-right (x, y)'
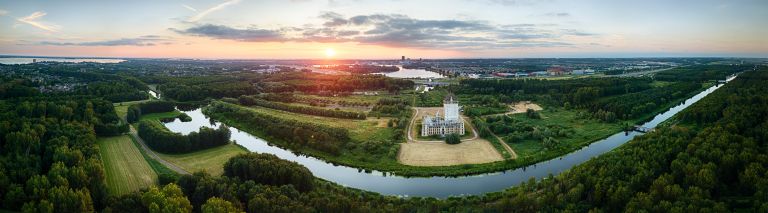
top-left (0, 0), bottom-right (766, 59)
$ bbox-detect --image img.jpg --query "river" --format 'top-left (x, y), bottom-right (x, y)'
top-left (162, 76), bottom-right (734, 198)
top-left (375, 66), bottom-right (445, 79)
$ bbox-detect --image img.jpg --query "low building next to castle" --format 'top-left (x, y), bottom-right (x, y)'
top-left (422, 96), bottom-right (465, 136)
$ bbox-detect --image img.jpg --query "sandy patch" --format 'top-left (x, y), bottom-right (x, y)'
top-left (508, 101), bottom-right (543, 114)
top-left (398, 139), bottom-right (503, 166)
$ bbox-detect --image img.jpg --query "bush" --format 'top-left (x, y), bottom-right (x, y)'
top-left (445, 133), bottom-right (461, 144)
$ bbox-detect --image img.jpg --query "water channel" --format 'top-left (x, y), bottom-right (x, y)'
top-left (162, 76), bottom-right (735, 198)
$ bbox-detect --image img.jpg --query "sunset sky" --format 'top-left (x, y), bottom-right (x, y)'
top-left (0, 0), bottom-right (766, 59)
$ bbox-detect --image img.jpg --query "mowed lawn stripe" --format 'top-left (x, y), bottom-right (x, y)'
top-left (98, 135), bottom-right (158, 195)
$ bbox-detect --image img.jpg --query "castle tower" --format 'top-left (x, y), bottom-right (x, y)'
top-left (444, 96), bottom-right (459, 121)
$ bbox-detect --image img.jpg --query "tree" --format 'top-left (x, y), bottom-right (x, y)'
top-left (445, 133), bottom-right (461, 144)
top-left (201, 197), bottom-right (242, 213)
top-left (140, 184), bottom-right (192, 213)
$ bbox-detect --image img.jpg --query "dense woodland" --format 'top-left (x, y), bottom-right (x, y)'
top-left (137, 120), bottom-right (231, 154)
top-left (0, 97), bottom-right (127, 212)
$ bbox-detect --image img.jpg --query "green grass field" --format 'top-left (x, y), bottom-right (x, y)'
top-left (157, 144), bottom-right (247, 176)
top-left (98, 135), bottom-right (157, 195)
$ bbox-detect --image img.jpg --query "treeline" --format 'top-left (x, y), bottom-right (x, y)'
top-left (151, 71), bottom-right (413, 102)
top-left (137, 120), bottom-right (231, 154)
top-left (654, 64), bottom-right (746, 82)
top-left (223, 153), bottom-right (314, 192)
top-left (0, 78), bottom-right (40, 99)
top-left (237, 95), bottom-right (366, 120)
top-left (75, 79), bottom-right (149, 103)
top-left (261, 72), bottom-right (414, 94)
top-left (126, 101), bottom-right (176, 123)
top-left (584, 82), bottom-right (700, 121)
top-left (369, 98), bottom-right (409, 117)
top-left (0, 98), bottom-right (115, 212)
top-left (204, 101), bottom-right (349, 155)
top-left (259, 93), bottom-right (370, 107)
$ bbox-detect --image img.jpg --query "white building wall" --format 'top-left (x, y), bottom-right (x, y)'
top-left (444, 103), bottom-right (460, 121)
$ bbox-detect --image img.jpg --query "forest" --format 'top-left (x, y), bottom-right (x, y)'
top-left (136, 120), bottom-right (231, 154)
top-left (0, 97), bottom-right (126, 212)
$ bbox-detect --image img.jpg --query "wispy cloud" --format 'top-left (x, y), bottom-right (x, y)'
top-left (39, 35), bottom-right (172, 46)
top-left (16, 11), bottom-right (59, 32)
top-left (174, 12), bottom-right (596, 49)
top-left (0, 9), bottom-right (8, 16)
top-left (182, 4), bottom-right (197, 12)
top-left (545, 12), bottom-right (570, 17)
top-left (188, 0), bottom-right (241, 22)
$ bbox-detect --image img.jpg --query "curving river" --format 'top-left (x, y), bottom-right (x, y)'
top-left (162, 76), bottom-right (735, 198)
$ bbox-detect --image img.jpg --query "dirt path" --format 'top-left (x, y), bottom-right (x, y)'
top-left (128, 126), bottom-right (190, 175)
top-left (490, 132), bottom-right (518, 159)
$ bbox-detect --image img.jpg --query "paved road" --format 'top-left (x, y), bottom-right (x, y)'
top-left (128, 126), bottom-right (190, 175)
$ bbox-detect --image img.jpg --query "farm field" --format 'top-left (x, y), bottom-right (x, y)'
top-left (97, 135), bottom-right (157, 195)
top-left (157, 144), bottom-right (248, 176)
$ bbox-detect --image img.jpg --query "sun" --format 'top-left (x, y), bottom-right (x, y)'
top-left (324, 48), bottom-right (336, 58)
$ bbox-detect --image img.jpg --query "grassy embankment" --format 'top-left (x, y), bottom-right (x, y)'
top-left (135, 110), bottom-right (247, 176)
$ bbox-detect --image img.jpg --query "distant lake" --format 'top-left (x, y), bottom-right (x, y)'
top-left (0, 57), bottom-right (126, 64)
top-left (376, 66), bottom-right (445, 79)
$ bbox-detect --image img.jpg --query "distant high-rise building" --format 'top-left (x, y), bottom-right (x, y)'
top-left (401, 56), bottom-right (405, 61)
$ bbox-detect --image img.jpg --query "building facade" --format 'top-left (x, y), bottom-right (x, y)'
top-left (421, 96), bottom-right (465, 136)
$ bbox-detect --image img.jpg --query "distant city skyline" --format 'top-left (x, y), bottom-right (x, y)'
top-left (0, 0), bottom-right (767, 59)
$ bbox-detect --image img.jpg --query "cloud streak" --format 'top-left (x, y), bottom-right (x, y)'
top-left (16, 11), bottom-right (59, 32)
top-left (39, 35), bottom-right (172, 46)
top-left (188, 0), bottom-right (240, 22)
top-left (182, 4), bottom-right (197, 12)
top-left (175, 12), bottom-right (595, 49)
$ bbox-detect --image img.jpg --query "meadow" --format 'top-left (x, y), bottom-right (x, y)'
top-left (97, 135), bottom-right (157, 195)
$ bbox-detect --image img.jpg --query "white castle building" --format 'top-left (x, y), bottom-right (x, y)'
top-left (421, 96), bottom-right (465, 136)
